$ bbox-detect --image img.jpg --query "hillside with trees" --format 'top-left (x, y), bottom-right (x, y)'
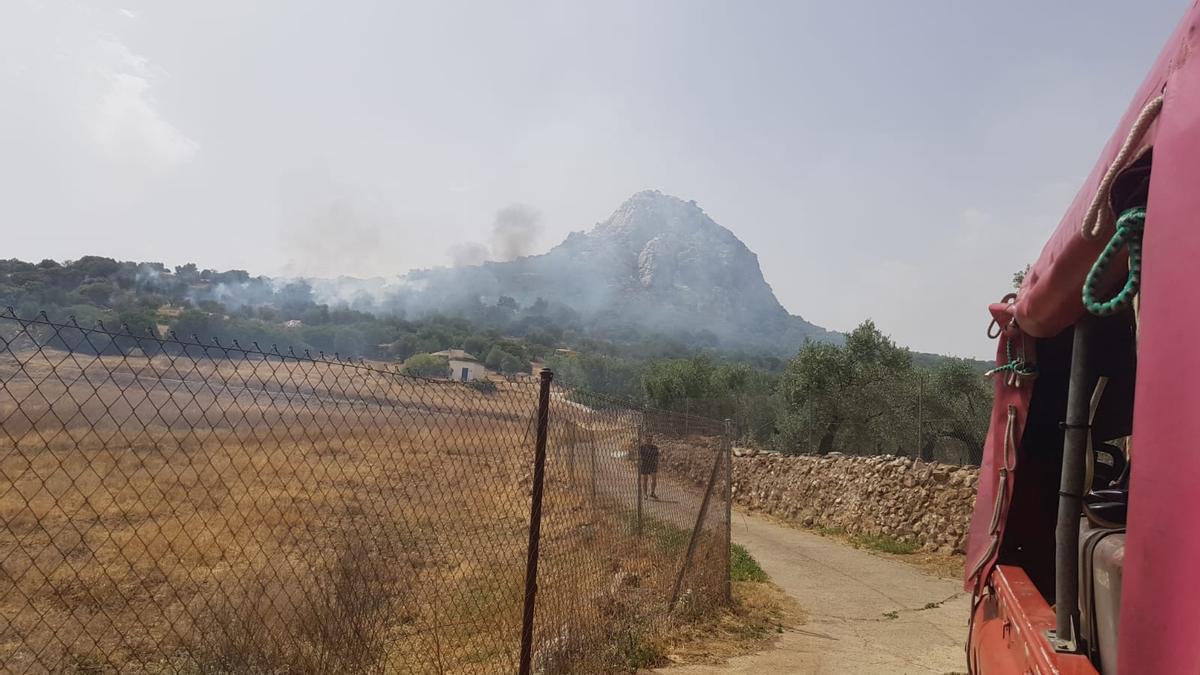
top-left (0, 255), bottom-right (736, 398)
top-left (1, 256), bottom-right (989, 461)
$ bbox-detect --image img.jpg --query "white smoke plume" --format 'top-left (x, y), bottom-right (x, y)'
top-left (447, 242), bottom-right (489, 267)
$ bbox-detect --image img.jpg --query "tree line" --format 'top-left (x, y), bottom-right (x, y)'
top-left (636, 321), bottom-right (990, 463)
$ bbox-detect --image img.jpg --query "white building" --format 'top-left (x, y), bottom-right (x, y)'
top-left (432, 349), bottom-right (488, 382)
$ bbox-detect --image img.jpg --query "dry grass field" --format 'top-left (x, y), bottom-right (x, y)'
top-left (0, 338), bottom-right (731, 674)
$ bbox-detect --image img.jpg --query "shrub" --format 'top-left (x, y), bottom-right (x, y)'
top-left (192, 534), bottom-right (409, 674)
top-left (467, 378), bottom-right (497, 394)
top-left (402, 353), bottom-right (450, 378)
top-left (730, 544), bottom-right (768, 582)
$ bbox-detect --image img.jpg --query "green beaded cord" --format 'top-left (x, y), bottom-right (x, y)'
top-left (1083, 207), bottom-right (1145, 316)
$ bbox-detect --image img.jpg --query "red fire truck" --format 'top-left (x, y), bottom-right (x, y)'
top-left (966, 3), bottom-right (1200, 673)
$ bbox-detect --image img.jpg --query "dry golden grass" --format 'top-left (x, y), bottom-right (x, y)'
top-left (0, 347), bottom-right (729, 674)
top-left (1, 427), bottom-right (531, 671)
top-left (662, 579), bottom-right (800, 666)
top-left (1, 348), bottom-right (535, 672)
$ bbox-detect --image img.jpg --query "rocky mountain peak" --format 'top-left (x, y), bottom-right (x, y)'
top-left (560, 190), bottom-right (772, 301)
top-left (595, 190), bottom-right (718, 242)
top-left (401, 191), bottom-right (839, 353)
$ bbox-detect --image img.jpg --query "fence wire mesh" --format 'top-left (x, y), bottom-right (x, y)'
top-left (530, 393), bottom-right (729, 672)
top-left (0, 310), bottom-right (730, 674)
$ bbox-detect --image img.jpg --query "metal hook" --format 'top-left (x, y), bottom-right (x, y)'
top-left (986, 319), bottom-right (1002, 340)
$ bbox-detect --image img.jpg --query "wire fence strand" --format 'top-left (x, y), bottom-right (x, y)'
top-left (0, 310), bottom-right (730, 674)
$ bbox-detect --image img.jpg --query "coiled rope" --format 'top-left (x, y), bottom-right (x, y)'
top-left (1083, 207), bottom-right (1145, 316)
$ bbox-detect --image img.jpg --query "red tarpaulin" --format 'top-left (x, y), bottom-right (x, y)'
top-left (965, 3), bottom-right (1200, 672)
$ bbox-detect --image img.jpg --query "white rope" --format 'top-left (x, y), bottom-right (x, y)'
top-left (987, 405), bottom-right (1017, 537)
top-left (1081, 94), bottom-right (1164, 240)
top-left (968, 403), bottom-right (1023, 582)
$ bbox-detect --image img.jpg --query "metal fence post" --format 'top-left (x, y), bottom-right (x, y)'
top-left (668, 440), bottom-right (724, 612)
top-left (589, 434), bottom-right (598, 501)
top-left (518, 369), bottom-right (553, 675)
top-left (635, 418), bottom-right (643, 536)
top-left (723, 418), bottom-right (733, 602)
top-left (636, 468), bottom-right (644, 536)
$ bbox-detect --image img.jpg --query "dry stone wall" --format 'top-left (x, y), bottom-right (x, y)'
top-left (658, 440), bottom-right (978, 554)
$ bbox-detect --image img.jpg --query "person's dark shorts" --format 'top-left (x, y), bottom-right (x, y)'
top-left (639, 455), bottom-right (658, 475)
top-left (637, 443), bottom-right (659, 474)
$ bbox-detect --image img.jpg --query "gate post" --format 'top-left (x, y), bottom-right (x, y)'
top-left (669, 440), bottom-right (724, 611)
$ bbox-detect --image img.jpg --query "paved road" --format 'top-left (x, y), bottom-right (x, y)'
top-left (662, 510), bottom-right (970, 675)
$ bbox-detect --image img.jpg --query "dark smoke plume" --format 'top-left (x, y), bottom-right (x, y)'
top-left (489, 204), bottom-right (542, 262)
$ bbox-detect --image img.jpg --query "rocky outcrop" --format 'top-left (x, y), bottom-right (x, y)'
top-left (392, 190), bottom-right (841, 354)
top-left (660, 441), bottom-right (977, 554)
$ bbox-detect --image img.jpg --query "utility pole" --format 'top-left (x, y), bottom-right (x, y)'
top-left (916, 376), bottom-right (924, 462)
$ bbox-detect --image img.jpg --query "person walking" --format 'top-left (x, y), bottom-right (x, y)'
top-left (638, 432), bottom-right (660, 500)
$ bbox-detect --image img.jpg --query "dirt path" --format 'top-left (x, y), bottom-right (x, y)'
top-left (662, 510), bottom-right (970, 675)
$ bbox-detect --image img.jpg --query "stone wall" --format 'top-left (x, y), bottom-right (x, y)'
top-left (658, 440), bottom-right (979, 554)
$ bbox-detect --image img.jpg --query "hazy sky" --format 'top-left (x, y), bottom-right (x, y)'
top-left (1, 1), bottom-right (1188, 358)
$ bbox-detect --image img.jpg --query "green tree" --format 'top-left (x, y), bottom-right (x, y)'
top-left (642, 354), bottom-right (718, 408)
top-left (499, 353), bottom-right (525, 374)
top-left (461, 335), bottom-right (489, 357)
top-left (332, 327), bottom-right (367, 358)
top-left (775, 320), bottom-right (914, 456)
top-left (76, 282), bottom-right (114, 305)
top-left (485, 345), bottom-right (507, 370)
top-left (917, 358), bottom-right (991, 462)
top-left (171, 310), bottom-right (218, 342)
top-left (73, 256), bottom-right (121, 279)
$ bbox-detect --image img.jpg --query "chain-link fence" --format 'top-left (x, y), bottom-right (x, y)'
top-left (0, 310), bottom-right (730, 674)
